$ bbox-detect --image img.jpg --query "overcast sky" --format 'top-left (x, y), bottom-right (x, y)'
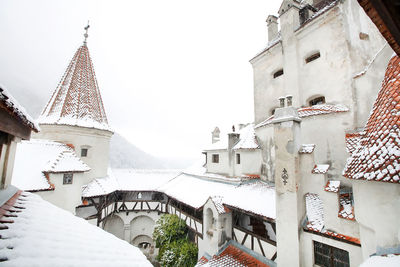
top-left (0, 0), bottom-right (281, 159)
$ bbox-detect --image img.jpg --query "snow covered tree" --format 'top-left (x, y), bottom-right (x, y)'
top-left (153, 214), bottom-right (198, 267)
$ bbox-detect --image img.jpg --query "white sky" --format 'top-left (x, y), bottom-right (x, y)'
top-left (0, 0), bottom-right (281, 159)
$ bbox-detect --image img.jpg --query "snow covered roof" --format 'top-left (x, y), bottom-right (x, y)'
top-left (305, 193), bottom-right (324, 232)
top-left (338, 194), bottom-right (355, 221)
top-left (159, 173), bottom-right (276, 219)
top-left (345, 132), bottom-right (362, 154)
top-left (38, 44), bottom-right (112, 132)
top-left (360, 254), bottom-right (400, 267)
top-left (12, 139), bottom-right (90, 191)
top-left (0, 85), bottom-right (40, 133)
top-left (324, 180), bottom-right (340, 193)
top-left (82, 169), bottom-right (180, 198)
top-left (196, 241), bottom-right (274, 267)
top-left (204, 124), bottom-right (260, 151)
top-left (0, 189), bottom-right (151, 266)
top-left (255, 104), bottom-right (349, 129)
top-left (343, 55), bottom-right (400, 183)
top-left (312, 164), bottom-right (330, 174)
top-left (299, 144), bottom-right (315, 154)
top-left (304, 192), bottom-right (360, 245)
top-left (210, 196), bottom-right (229, 214)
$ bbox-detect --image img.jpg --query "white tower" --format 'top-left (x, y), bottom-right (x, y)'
top-left (35, 24), bottom-right (113, 185)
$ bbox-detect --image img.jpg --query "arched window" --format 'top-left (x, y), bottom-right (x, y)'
top-left (309, 96), bottom-right (325, 106)
top-left (305, 52), bottom-right (320, 64)
top-left (273, 69), bottom-right (284, 78)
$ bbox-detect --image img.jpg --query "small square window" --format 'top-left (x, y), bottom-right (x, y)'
top-left (63, 173), bottom-right (73, 184)
top-left (212, 154), bottom-right (219, 163)
top-left (236, 154), bottom-right (241, 164)
top-left (81, 148), bottom-right (88, 157)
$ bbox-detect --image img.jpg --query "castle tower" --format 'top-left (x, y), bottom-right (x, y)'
top-left (35, 25), bottom-right (113, 183)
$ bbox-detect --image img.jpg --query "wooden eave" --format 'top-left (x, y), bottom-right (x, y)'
top-left (358, 0), bottom-right (400, 55)
top-left (0, 103), bottom-right (32, 140)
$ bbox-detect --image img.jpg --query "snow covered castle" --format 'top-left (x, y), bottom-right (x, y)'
top-left (7, 0), bottom-right (400, 266)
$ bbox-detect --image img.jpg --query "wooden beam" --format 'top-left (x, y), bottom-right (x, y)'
top-left (241, 233), bottom-right (248, 245)
top-left (257, 238), bottom-right (266, 257)
top-left (0, 105), bottom-right (32, 140)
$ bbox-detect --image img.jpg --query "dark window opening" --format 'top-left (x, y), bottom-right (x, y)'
top-left (138, 242), bottom-right (151, 249)
top-left (273, 69), bottom-right (284, 78)
top-left (81, 148), bottom-right (88, 157)
top-left (212, 154), bottom-right (219, 163)
top-left (314, 241), bottom-right (349, 267)
top-left (63, 173), bottom-right (73, 184)
top-left (236, 154), bottom-right (241, 164)
top-left (306, 52), bottom-right (321, 63)
top-left (309, 96), bottom-right (325, 106)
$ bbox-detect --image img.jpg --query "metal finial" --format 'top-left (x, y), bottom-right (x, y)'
top-left (83, 21), bottom-right (90, 45)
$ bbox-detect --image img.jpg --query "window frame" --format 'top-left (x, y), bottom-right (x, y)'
top-left (305, 52), bottom-right (321, 64)
top-left (273, 69), bottom-right (284, 79)
top-left (212, 154), bottom-right (219, 163)
top-left (63, 173), bottom-right (73, 185)
top-left (236, 153), bottom-right (241, 164)
top-left (313, 241), bottom-right (350, 267)
top-left (81, 148), bottom-right (88, 157)
top-left (309, 96), bottom-right (326, 106)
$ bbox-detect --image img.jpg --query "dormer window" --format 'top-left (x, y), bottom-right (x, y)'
top-left (309, 96), bottom-right (325, 106)
top-left (305, 52), bottom-right (320, 64)
top-left (273, 69), bottom-right (284, 79)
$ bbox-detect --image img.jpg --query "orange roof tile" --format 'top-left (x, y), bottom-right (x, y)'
top-left (343, 55), bottom-right (400, 183)
top-left (38, 44), bottom-right (111, 131)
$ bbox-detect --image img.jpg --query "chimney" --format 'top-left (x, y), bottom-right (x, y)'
top-left (272, 96), bottom-right (301, 267)
top-left (212, 127), bottom-right (220, 144)
top-left (278, 0), bottom-right (301, 32)
top-left (228, 132), bottom-right (240, 150)
top-left (266, 15), bottom-right (278, 42)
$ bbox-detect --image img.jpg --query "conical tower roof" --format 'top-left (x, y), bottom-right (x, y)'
top-left (343, 55), bottom-right (400, 183)
top-left (38, 33), bottom-right (111, 132)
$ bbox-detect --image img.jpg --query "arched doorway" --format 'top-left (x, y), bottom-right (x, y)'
top-left (103, 214), bottom-right (124, 240)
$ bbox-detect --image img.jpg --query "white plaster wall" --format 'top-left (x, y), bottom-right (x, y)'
top-left (103, 214), bottom-right (125, 240)
top-left (36, 172), bottom-right (86, 214)
top-left (353, 180), bottom-right (400, 259)
top-left (1, 138), bottom-right (18, 189)
top-left (254, 126), bottom-right (275, 182)
top-left (206, 150), bottom-right (229, 175)
top-left (233, 150), bottom-right (262, 176)
top-left (33, 124), bottom-right (112, 181)
top-left (251, 43), bottom-right (284, 124)
top-left (300, 231), bottom-right (363, 267)
top-left (198, 198), bottom-right (232, 258)
top-left (251, 0), bottom-right (391, 129)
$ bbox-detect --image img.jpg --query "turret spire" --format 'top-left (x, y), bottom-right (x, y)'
top-left (83, 22), bottom-right (90, 45)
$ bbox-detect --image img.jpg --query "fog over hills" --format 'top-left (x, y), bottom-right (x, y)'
top-left (6, 86), bottom-right (194, 169)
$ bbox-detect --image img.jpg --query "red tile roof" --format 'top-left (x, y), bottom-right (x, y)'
top-left (343, 55), bottom-right (400, 183)
top-left (197, 243), bottom-right (270, 267)
top-left (345, 132), bottom-right (362, 154)
top-left (38, 44), bottom-right (111, 131)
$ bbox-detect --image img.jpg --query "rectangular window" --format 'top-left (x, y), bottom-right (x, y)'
top-left (314, 241), bottom-right (349, 267)
top-left (212, 154), bottom-right (219, 163)
top-left (63, 173), bottom-right (73, 184)
top-left (306, 52), bottom-right (321, 64)
top-left (236, 154), bottom-right (241, 164)
top-left (81, 148), bottom-right (88, 157)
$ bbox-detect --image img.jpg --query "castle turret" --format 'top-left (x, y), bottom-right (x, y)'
top-left (35, 24), bottom-right (113, 183)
